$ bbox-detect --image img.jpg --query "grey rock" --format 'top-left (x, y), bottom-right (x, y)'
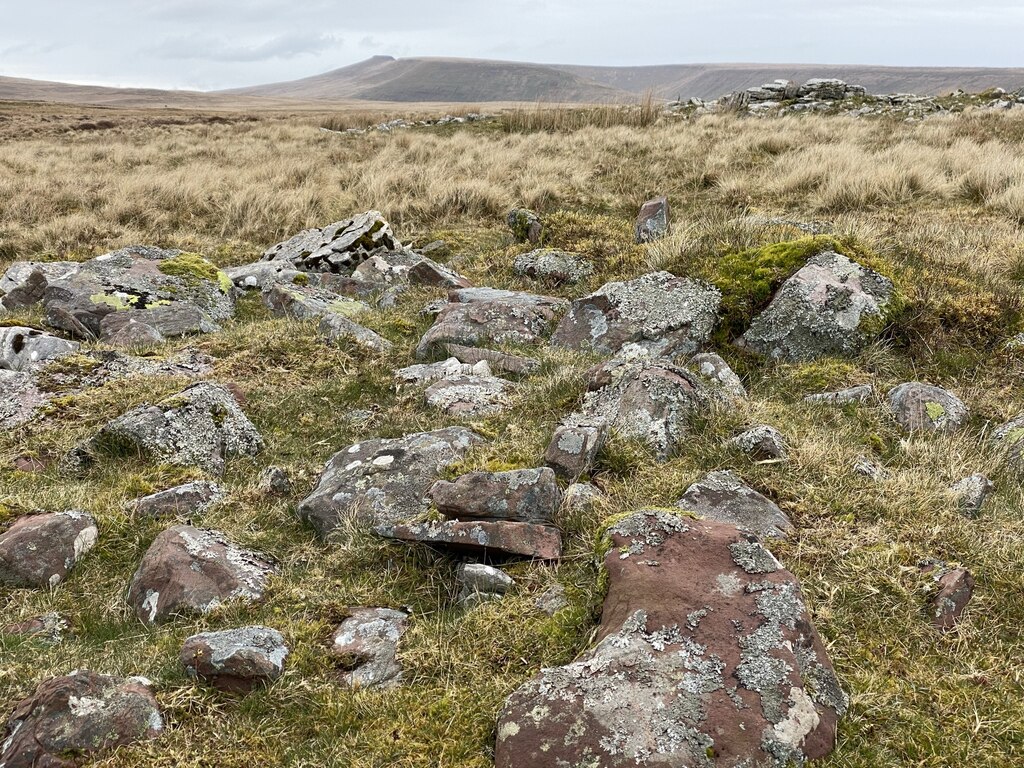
top-left (415, 298), bottom-right (562, 360)
top-left (738, 251), bottom-right (894, 361)
top-left (804, 384), bottom-right (874, 405)
top-left (0, 260), bottom-right (80, 295)
top-left (887, 382), bottom-right (969, 433)
top-left (99, 303), bottom-right (217, 343)
top-left (130, 481), bottom-right (225, 519)
top-left (377, 518), bottom-right (562, 560)
top-left (0, 369), bottom-right (52, 429)
top-left (396, 357), bottom-right (492, 385)
top-left (447, 287), bottom-right (565, 308)
top-left (424, 374), bottom-right (512, 417)
top-left (951, 474), bottom-right (994, 517)
top-left (729, 424), bottom-right (788, 461)
top-left (0, 510), bottom-right (98, 588)
top-left (513, 249), bottom-right (593, 284)
top-left (224, 261), bottom-right (306, 290)
top-left (458, 563), bottom-right (514, 606)
top-left (262, 211), bottom-right (398, 273)
top-left (0, 326), bottom-right (79, 371)
top-left (319, 312), bottom-right (392, 353)
top-left (534, 583), bottom-right (569, 616)
top-left (258, 466), bottom-right (293, 496)
top-left (0, 268), bottom-right (48, 311)
top-left (634, 196), bottom-right (669, 243)
top-left (562, 482), bottom-right (604, 516)
top-left (331, 607), bottom-right (409, 688)
top-left (180, 626), bottom-right (288, 693)
top-left (101, 317), bottom-right (166, 348)
top-left (689, 352), bottom-right (746, 399)
top-left (678, 470), bottom-right (793, 539)
top-left (262, 284), bottom-right (368, 321)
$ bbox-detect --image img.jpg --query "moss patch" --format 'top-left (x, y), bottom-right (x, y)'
top-left (158, 253), bottom-right (221, 285)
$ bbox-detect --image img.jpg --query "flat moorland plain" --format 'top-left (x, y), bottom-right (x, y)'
top-left (2, 101), bottom-right (1024, 767)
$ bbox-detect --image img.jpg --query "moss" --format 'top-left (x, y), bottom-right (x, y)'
top-left (1003, 427), bottom-right (1024, 445)
top-left (157, 253), bottom-right (220, 285)
top-left (89, 292), bottom-right (137, 310)
top-left (327, 299), bottom-right (367, 318)
top-left (217, 270), bottom-right (233, 294)
top-left (292, 272), bottom-right (310, 286)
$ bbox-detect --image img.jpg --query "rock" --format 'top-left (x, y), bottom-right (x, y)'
top-left (101, 317), bottom-right (166, 348)
top-left (562, 482), bottom-right (604, 515)
top-left (495, 511), bottom-right (847, 768)
top-left (0, 326), bottom-right (79, 371)
top-left (689, 352), bottom-right (746, 399)
top-left (950, 474), bottom-right (994, 517)
top-left (128, 524), bottom-right (275, 623)
top-left (0, 260), bottom-right (80, 295)
top-left (258, 466), bottom-right (293, 496)
top-left (77, 382), bottom-right (263, 474)
top-left (129, 481), bottom-right (224, 519)
top-left (0, 369), bottom-right (51, 428)
top-left (678, 470), bottom-right (793, 539)
top-left (551, 272), bottom-right (720, 357)
top-left (737, 251), bottom-right (894, 361)
top-left (458, 562), bottom-right (514, 606)
top-left (534, 584), bottom-right (569, 616)
top-left (442, 344), bottom-right (540, 376)
top-left (0, 511), bottom-right (98, 588)
top-left (0, 268), bottom-right (48, 311)
top-left (0, 612), bottom-right (67, 644)
top-left (804, 384), bottom-right (874, 405)
top-left (887, 382), bottom-right (968, 433)
top-left (507, 208), bottom-right (543, 244)
top-left (415, 297), bottom-right (562, 360)
top-left (377, 519), bottom-right (562, 560)
top-left (407, 258), bottom-right (472, 289)
top-left (544, 420), bottom-right (608, 480)
top-left (297, 427), bottom-right (483, 535)
top-left (180, 626), bottom-right (288, 693)
top-left (261, 211), bottom-right (398, 273)
top-left (262, 284), bottom-right (368, 320)
top-left (448, 287), bottom-right (564, 308)
top-left (634, 196), bottom-right (670, 243)
top-left (13, 455), bottom-right (47, 473)
top-left (430, 468), bottom-right (561, 524)
top-left (424, 374), bottom-right (512, 417)
top-left (331, 607), bottom-right (409, 688)
top-left (513, 249), bottom-right (593, 284)
top-left (224, 261), bottom-right (306, 290)
top-left (99, 303), bottom-right (216, 343)
top-left (397, 357), bottom-right (491, 385)
top-left (923, 564), bottom-right (974, 631)
top-left (853, 456), bottom-right (887, 480)
top-left (0, 671), bottom-right (162, 768)
top-left (991, 414), bottom-right (1024, 463)
top-left (729, 425), bottom-right (788, 461)
top-left (318, 312), bottom-right (392, 352)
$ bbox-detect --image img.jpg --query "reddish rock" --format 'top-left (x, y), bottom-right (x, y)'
top-left (0, 671), bottom-right (162, 768)
top-left (544, 420), bottom-right (607, 480)
top-left (180, 626), bottom-right (288, 693)
top-left (430, 468), bottom-right (561, 524)
top-left (377, 519), bottom-right (562, 560)
top-left (12, 455), bottom-right (47, 473)
top-left (495, 511), bottom-right (846, 767)
top-left (634, 196), bottom-right (669, 243)
top-left (0, 510), bottom-right (98, 588)
top-left (331, 607), bottom-right (409, 688)
top-left (929, 566), bottom-right (975, 631)
top-left (0, 612), bottom-right (67, 644)
top-left (408, 258), bottom-right (472, 289)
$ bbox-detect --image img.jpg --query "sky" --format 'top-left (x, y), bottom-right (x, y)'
top-left (2, 1), bottom-right (1022, 90)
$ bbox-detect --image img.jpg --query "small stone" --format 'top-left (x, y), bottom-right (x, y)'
top-left (507, 208), bottom-right (543, 244)
top-left (562, 482), bottom-right (604, 516)
top-left (0, 612), bottom-right (68, 644)
top-left (853, 456), bottom-right (887, 480)
top-left (458, 562), bottom-right (514, 606)
top-left (424, 374), bottom-right (512, 417)
top-left (0, 510), bottom-right (98, 588)
top-left (534, 584), bottom-right (569, 616)
top-left (224, 261), bottom-right (306, 290)
top-left (924, 565), bottom-right (974, 631)
top-left (804, 384), bottom-right (874, 405)
top-left (129, 481), bottom-right (224, 519)
top-left (377, 519), bottom-right (562, 560)
top-left (415, 297), bottom-right (562, 360)
top-left (318, 312), bottom-right (392, 352)
top-left (407, 258), bottom-right (472, 289)
top-left (887, 382), bottom-right (969, 433)
top-left (950, 474), bottom-right (994, 518)
top-left (689, 352), bottom-right (746, 399)
top-left (431, 468), bottom-right (561, 524)
top-left (13, 455), bottom-right (47, 473)
top-left (331, 607), bottom-right (409, 688)
top-left (180, 626), bottom-right (289, 693)
top-left (991, 413), bottom-right (1024, 464)
top-left (513, 249), bottom-right (593, 284)
top-left (634, 196), bottom-right (669, 243)
top-left (729, 424), bottom-right (788, 461)
top-left (258, 466), bottom-right (293, 496)
top-left (544, 421), bottom-right (607, 480)
top-left (678, 470), bottom-right (793, 539)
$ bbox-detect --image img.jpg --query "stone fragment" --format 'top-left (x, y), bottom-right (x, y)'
top-left (430, 468), bottom-right (561, 524)
top-left (950, 474), bottom-right (994, 518)
top-left (544, 420), bottom-right (607, 480)
top-left (448, 287), bottom-right (564, 307)
top-left (738, 251), bottom-right (893, 361)
top-left (634, 196), bottom-right (669, 243)
top-left (424, 374), bottom-right (512, 417)
top-left (128, 525), bottom-right (275, 624)
top-left (803, 384), bottom-right (874, 405)
top-left (689, 352), bottom-right (746, 399)
top-left (551, 272), bottom-right (720, 357)
top-left (258, 466), bottom-right (293, 496)
top-left (180, 626), bottom-right (288, 693)
top-left (442, 344), bottom-right (540, 375)
top-left (0, 671), bottom-right (162, 768)
top-left (0, 510), bottom-right (97, 588)
top-left (678, 470), bottom-right (793, 539)
top-left (924, 564), bottom-right (975, 631)
top-left (729, 424), bottom-right (788, 461)
top-left (0, 326), bottom-right (79, 371)
top-left (407, 258), bottom-right (472, 289)
top-left (513, 249), bottom-right (593, 284)
top-left (0, 369), bottom-right (52, 429)
top-left (101, 317), bottom-right (166, 348)
top-left (458, 562), bottom-right (514, 606)
top-left (534, 584), bottom-right (569, 616)
top-left (887, 382), bottom-right (968, 433)
top-left (261, 211), bottom-right (398, 273)
top-left (397, 357), bottom-right (491, 385)
top-left (415, 298), bottom-right (562, 360)
top-left (377, 519), bottom-right (562, 560)
top-left (297, 427), bottom-right (483, 535)
top-left (318, 312), bottom-right (392, 352)
top-left (331, 608), bottom-right (409, 688)
top-left (129, 481), bottom-right (224, 519)
top-left (0, 612), bottom-right (67, 644)
top-left (495, 511), bottom-right (847, 768)
top-left (507, 208), bottom-right (543, 244)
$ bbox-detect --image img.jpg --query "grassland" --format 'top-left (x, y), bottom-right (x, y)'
top-left (2, 102), bottom-right (1024, 767)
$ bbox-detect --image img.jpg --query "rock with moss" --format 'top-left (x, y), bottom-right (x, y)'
top-left (262, 211), bottom-right (398, 273)
top-left (887, 382), bottom-right (968, 433)
top-left (397, 357), bottom-right (492, 386)
top-left (552, 272), bottom-right (720, 358)
top-left (689, 351), bottom-right (746, 399)
top-left (737, 251), bottom-right (894, 361)
top-left (297, 427), bottom-right (484, 535)
top-left (495, 510), bottom-right (847, 767)
top-left (634, 196), bottom-right (669, 243)
top-left (507, 208), bottom-right (543, 244)
top-left (992, 414), bottom-right (1024, 464)
top-left (544, 419), bottom-right (608, 480)
top-left (0, 326), bottom-right (79, 372)
top-left (921, 561), bottom-right (975, 631)
top-left (73, 381), bottom-right (263, 475)
top-left (513, 249), bottom-right (593, 284)
top-left (678, 470), bottom-right (793, 539)
top-left (950, 474), bottom-right (994, 517)
top-left (0, 510), bottom-right (98, 588)
top-left (377, 518), bottom-right (563, 560)
top-left (729, 424), bottom-right (788, 461)
top-left (262, 283), bottom-right (369, 321)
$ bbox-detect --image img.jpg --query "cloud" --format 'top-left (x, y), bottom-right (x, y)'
top-left (153, 32), bottom-right (342, 62)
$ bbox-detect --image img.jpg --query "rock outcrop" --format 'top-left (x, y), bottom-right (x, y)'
top-left (262, 211), bottom-right (398, 273)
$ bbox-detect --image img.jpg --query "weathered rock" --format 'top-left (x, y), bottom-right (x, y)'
top-left (77, 382), bottom-right (263, 474)
top-left (262, 284), bottom-right (368, 320)
top-left (0, 268), bottom-right (48, 311)
top-left (853, 456), bottom-right (887, 480)
top-left (737, 251), bottom-right (893, 361)
top-left (689, 352), bottom-right (746, 399)
top-left (262, 211), bottom-right (398, 273)
top-left (534, 583), bottom-right (569, 616)
top-left (258, 466), bottom-right (293, 496)
top-left (950, 474), bottom-right (994, 518)
top-left (101, 317), bottom-right (166, 348)
top-left (0, 260), bottom-right (80, 295)
top-left (495, 511), bottom-right (847, 768)
top-left (180, 626), bottom-right (288, 693)
top-left (513, 249), bottom-right (593, 284)
top-left (378, 519), bottom-right (562, 560)
top-left (562, 482), bottom-right (604, 515)
top-left (508, 208), bottom-right (543, 244)
top-left (544, 420), bottom-right (608, 480)
top-left (318, 312), bottom-right (392, 352)
top-left (729, 425), bottom-right (788, 461)
top-left (678, 470), bottom-right (793, 539)
top-left (923, 564), bottom-right (974, 631)
top-left (415, 298), bottom-right (562, 360)
top-left (887, 382), bottom-right (968, 433)
top-left (99, 303), bottom-right (217, 343)
top-left (431, 468), bottom-right (561, 524)
top-left (634, 196), bottom-right (669, 243)
top-left (297, 427), bottom-right (483, 535)
top-left (442, 344), bottom-right (540, 375)
top-left (448, 287), bottom-right (564, 308)
top-left (0, 511), bottom-right (98, 588)
top-left (991, 414), bottom-right (1024, 464)
top-left (424, 374), bottom-right (512, 417)
top-left (0, 612), bottom-right (67, 644)
top-left (331, 608), bottom-right (409, 688)
top-left (551, 272), bottom-right (720, 357)
top-left (128, 524), bottom-right (275, 623)
top-left (224, 261), bottom-right (306, 290)
top-left (0, 671), bottom-right (162, 768)
top-left (458, 562), bottom-right (515, 606)
top-left (0, 369), bottom-right (51, 428)
top-left (129, 481), bottom-right (225, 519)
top-left (803, 384), bottom-right (873, 405)
top-left (407, 257), bottom-right (472, 289)
top-left (0, 326), bottom-right (79, 371)
top-left (397, 357), bottom-right (491, 385)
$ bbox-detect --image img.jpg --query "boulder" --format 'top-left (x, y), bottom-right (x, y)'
top-left (262, 284), bottom-right (368, 320)
top-left (513, 249), bottom-right (593, 284)
top-left (804, 384), bottom-right (873, 405)
top-left (318, 312), bottom-right (392, 352)
top-left (507, 208), bottom-right (543, 244)
top-left (128, 525), bottom-right (275, 623)
top-left (950, 474), bottom-right (994, 517)
top-left (101, 317), bottom-right (166, 348)
top-left (297, 427), bottom-right (483, 535)
top-left (377, 519), bottom-right (562, 560)
top-left (0, 326), bottom-right (79, 371)
top-left (0, 671), bottom-right (162, 768)
top-left (887, 382), bottom-right (968, 433)
top-left (431, 468), bottom-right (561, 524)
top-left (458, 563), bottom-right (515, 607)
top-left (551, 272), bottom-right (720, 357)
top-left (634, 196), bottom-right (669, 243)
top-left (737, 251), bottom-right (894, 361)
top-left (678, 470), bottom-right (793, 539)
top-left (180, 626), bottom-right (288, 693)
top-left (689, 352), bottom-right (746, 399)
top-left (415, 298), bottom-right (563, 360)
top-left (76, 382), bottom-right (263, 474)
top-left (423, 374), bottom-right (512, 417)
top-left (495, 511), bottom-right (847, 768)
top-left (729, 425), bottom-right (788, 461)
top-left (544, 420), bottom-right (607, 480)
top-left (331, 607), bottom-right (408, 688)
top-left (0, 511), bottom-right (98, 588)
top-left (261, 211), bottom-right (398, 273)
top-left (129, 481), bottom-right (225, 519)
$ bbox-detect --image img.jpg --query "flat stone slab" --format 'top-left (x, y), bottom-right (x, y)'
top-left (377, 519), bottom-right (562, 560)
top-left (431, 467), bottom-right (561, 524)
top-left (678, 470), bottom-right (794, 539)
top-left (424, 374), bottom-right (512, 417)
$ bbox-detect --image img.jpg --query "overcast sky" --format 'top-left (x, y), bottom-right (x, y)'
top-left (3, 1), bottom-right (1022, 90)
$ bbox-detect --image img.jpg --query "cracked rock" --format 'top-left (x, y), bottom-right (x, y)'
top-left (431, 467), bottom-right (561, 524)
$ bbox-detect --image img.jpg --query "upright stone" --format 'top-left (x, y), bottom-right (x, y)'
top-left (634, 196), bottom-right (669, 243)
